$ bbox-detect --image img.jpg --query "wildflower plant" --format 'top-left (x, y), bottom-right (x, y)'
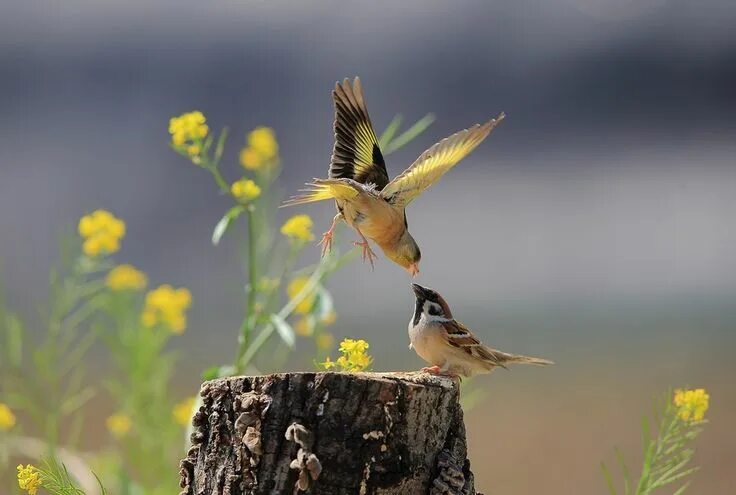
top-left (318, 338), bottom-right (373, 372)
top-left (601, 388), bottom-right (710, 495)
top-left (168, 110), bottom-right (433, 378)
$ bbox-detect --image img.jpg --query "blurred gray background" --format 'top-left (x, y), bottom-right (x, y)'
top-left (1, 0), bottom-right (735, 492)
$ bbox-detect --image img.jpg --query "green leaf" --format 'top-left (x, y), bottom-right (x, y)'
top-left (270, 313), bottom-right (295, 348)
top-left (601, 462), bottom-right (618, 495)
top-left (4, 313), bottom-right (23, 367)
top-left (314, 285), bottom-right (334, 320)
top-left (212, 205), bottom-right (245, 246)
top-left (202, 365), bottom-right (235, 381)
top-left (378, 114), bottom-right (403, 149)
top-left (383, 113), bottom-right (435, 155)
top-left (213, 127), bottom-right (229, 165)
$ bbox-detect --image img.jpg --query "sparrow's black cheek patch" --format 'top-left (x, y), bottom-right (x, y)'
top-left (412, 298), bottom-right (424, 326)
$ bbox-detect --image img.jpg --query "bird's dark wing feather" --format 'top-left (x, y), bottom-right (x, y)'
top-left (329, 77), bottom-right (389, 189)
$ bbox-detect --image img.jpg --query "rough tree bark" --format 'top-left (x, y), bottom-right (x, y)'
top-left (179, 372), bottom-right (481, 495)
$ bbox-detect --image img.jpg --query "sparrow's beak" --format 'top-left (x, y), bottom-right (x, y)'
top-left (411, 283), bottom-right (428, 298)
top-left (407, 262), bottom-right (420, 277)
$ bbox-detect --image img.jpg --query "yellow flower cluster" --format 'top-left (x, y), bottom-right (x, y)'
top-left (106, 264), bottom-right (148, 291)
top-left (17, 464), bottom-right (42, 495)
top-left (673, 388), bottom-right (709, 422)
top-left (173, 397), bottom-right (197, 426)
top-left (0, 403), bottom-right (16, 430)
top-left (281, 214), bottom-right (315, 243)
top-left (239, 127), bottom-right (279, 171)
top-left (141, 285), bottom-right (192, 334)
top-left (169, 111), bottom-right (209, 157)
top-left (0, 402), bottom-right (15, 431)
top-left (287, 277), bottom-right (316, 314)
top-left (231, 178), bottom-right (261, 202)
top-left (106, 413), bottom-right (132, 438)
top-left (78, 210), bottom-right (126, 257)
top-left (320, 338), bottom-right (372, 372)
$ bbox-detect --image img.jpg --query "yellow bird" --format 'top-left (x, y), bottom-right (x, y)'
top-left (284, 77), bottom-right (505, 276)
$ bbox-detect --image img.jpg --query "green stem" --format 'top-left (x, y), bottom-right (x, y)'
top-left (207, 165), bottom-right (230, 195)
top-left (238, 250), bottom-right (351, 370)
top-left (234, 205), bottom-right (258, 373)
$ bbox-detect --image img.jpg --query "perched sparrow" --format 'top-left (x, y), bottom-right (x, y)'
top-left (284, 77), bottom-right (504, 276)
top-left (409, 284), bottom-right (553, 377)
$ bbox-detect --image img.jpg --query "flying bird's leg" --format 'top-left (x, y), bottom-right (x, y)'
top-left (318, 213), bottom-right (342, 256)
top-left (353, 227), bottom-right (377, 269)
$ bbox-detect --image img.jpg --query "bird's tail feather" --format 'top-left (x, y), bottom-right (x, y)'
top-left (504, 353), bottom-right (554, 366)
top-left (282, 179), bottom-right (359, 207)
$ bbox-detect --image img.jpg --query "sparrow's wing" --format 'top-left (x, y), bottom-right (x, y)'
top-left (380, 113), bottom-right (505, 207)
top-left (441, 319), bottom-right (510, 369)
top-left (329, 77), bottom-right (390, 189)
top-left (442, 319), bottom-right (553, 368)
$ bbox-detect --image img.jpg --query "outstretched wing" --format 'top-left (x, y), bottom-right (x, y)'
top-left (329, 77), bottom-right (390, 189)
top-left (380, 113), bottom-right (505, 207)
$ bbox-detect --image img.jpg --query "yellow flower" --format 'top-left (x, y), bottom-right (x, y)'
top-left (316, 332), bottom-right (334, 350)
top-left (320, 310), bottom-right (337, 326)
top-left (141, 284), bottom-right (192, 334)
top-left (0, 403), bottom-right (16, 430)
top-left (280, 214), bottom-right (315, 243)
top-left (239, 127), bottom-right (279, 171)
top-left (295, 316), bottom-right (314, 337)
top-left (231, 179), bottom-right (261, 202)
top-left (106, 413), bottom-right (132, 439)
top-left (674, 388), bottom-right (709, 422)
top-left (239, 147), bottom-right (264, 171)
top-left (320, 338), bottom-right (373, 373)
top-left (287, 277), bottom-right (316, 314)
top-left (17, 465), bottom-right (42, 495)
top-left (339, 338), bottom-right (369, 355)
top-left (248, 127), bottom-right (278, 159)
top-left (186, 144), bottom-right (201, 157)
top-left (173, 397), bottom-right (197, 426)
top-left (169, 111), bottom-right (209, 147)
top-left (78, 210), bottom-right (126, 257)
top-left (257, 277), bottom-right (280, 292)
top-left (106, 264), bottom-right (147, 291)
top-left (318, 357), bottom-right (336, 370)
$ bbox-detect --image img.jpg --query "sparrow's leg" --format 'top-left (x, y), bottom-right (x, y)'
top-left (353, 227), bottom-right (377, 269)
top-left (420, 365), bottom-right (442, 374)
top-left (318, 213), bottom-right (342, 256)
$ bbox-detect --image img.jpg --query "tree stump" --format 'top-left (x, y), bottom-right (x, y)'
top-left (178, 372), bottom-right (481, 495)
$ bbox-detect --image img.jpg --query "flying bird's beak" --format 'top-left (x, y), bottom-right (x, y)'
top-left (411, 283), bottom-right (428, 298)
top-left (407, 262), bottom-right (420, 278)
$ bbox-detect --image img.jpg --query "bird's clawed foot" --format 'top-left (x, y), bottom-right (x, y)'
top-left (420, 365), bottom-right (442, 375)
top-left (318, 229), bottom-right (334, 256)
top-left (353, 239), bottom-right (377, 269)
top-left (317, 214), bottom-right (341, 257)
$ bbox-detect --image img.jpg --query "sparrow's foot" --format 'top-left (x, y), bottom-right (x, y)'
top-left (420, 365), bottom-right (442, 374)
top-left (353, 240), bottom-right (377, 269)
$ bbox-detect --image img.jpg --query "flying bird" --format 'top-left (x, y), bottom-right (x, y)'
top-left (409, 284), bottom-right (553, 377)
top-left (283, 77), bottom-right (505, 276)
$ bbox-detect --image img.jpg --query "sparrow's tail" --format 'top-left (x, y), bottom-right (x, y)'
top-left (486, 348), bottom-right (554, 368)
top-left (282, 178), bottom-right (359, 207)
top-left (505, 353), bottom-right (554, 366)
